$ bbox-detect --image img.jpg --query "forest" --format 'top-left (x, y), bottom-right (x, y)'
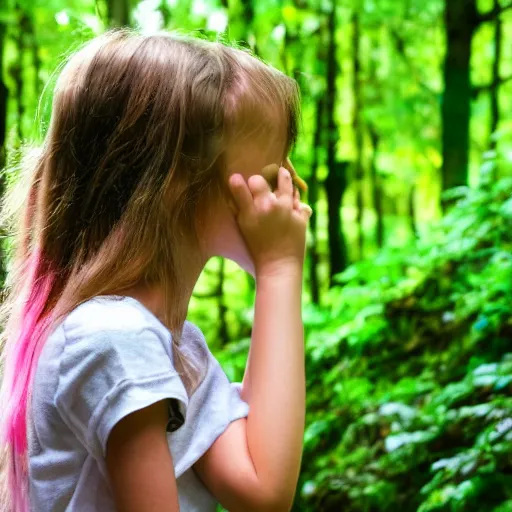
top-left (0, 0), bottom-right (511, 510)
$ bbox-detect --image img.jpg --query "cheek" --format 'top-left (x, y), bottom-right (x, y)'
top-left (211, 209), bottom-right (253, 257)
top-left (203, 202), bottom-right (255, 276)
top-left (214, 214), bottom-right (247, 254)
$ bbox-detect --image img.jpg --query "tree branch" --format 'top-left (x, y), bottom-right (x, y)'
top-left (472, 74), bottom-right (512, 97)
top-left (477, 2), bottom-right (512, 24)
top-left (192, 291), bottom-right (222, 299)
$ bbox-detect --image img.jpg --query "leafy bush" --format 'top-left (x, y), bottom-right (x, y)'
top-left (296, 176), bottom-right (512, 511)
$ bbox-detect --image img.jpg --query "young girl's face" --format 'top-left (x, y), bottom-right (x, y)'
top-left (204, 125), bottom-right (293, 276)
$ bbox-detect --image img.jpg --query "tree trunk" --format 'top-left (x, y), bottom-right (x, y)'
top-left (0, 21), bottom-right (7, 170)
top-left (325, 1), bottom-right (348, 284)
top-left (367, 30), bottom-right (384, 250)
top-left (441, 0), bottom-right (477, 192)
top-left (308, 97), bottom-right (324, 305)
top-left (216, 258), bottom-right (229, 345)
top-left (408, 184), bottom-right (417, 238)
top-left (107, 0), bottom-right (130, 28)
top-left (368, 124), bottom-right (384, 248)
top-left (489, 0), bottom-right (502, 155)
top-left (13, 3), bottom-right (28, 143)
top-left (325, 161), bottom-right (348, 285)
top-left (24, 14), bottom-right (42, 101)
top-left (239, 0), bottom-right (258, 53)
top-left (352, 12), bottom-right (364, 259)
top-left (0, 21), bottom-right (7, 286)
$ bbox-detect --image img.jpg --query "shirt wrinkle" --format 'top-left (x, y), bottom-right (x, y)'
top-left (28, 295), bottom-right (250, 512)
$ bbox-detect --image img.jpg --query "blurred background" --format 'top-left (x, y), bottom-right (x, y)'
top-left (1, 0), bottom-right (511, 510)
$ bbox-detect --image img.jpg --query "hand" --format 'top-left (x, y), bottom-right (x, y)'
top-left (228, 165), bottom-right (312, 277)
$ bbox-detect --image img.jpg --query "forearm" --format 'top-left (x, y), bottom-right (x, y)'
top-left (241, 264), bottom-right (305, 509)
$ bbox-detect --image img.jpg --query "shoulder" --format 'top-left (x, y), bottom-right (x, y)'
top-left (53, 296), bottom-right (189, 457)
top-left (63, 297), bottom-right (207, 350)
top-left (181, 320), bottom-right (209, 355)
top-left (56, 296), bottom-right (173, 373)
top-left (63, 295), bottom-right (169, 341)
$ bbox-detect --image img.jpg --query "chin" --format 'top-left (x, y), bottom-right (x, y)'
top-left (208, 216), bottom-right (256, 277)
top-left (236, 258), bottom-right (256, 278)
top-left (222, 251), bottom-right (255, 278)
top-left (206, 241), bottom-right (255, 277)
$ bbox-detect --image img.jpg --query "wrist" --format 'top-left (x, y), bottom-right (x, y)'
top-left (255, 259), bottom-right (304, 281)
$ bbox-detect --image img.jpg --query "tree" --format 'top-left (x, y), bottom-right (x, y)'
top-left (442, 0), bottom-right (512, 192)
top-left (368, 123), bottom-right (383, 248)
top-left (107, 0), bottom-right (130, 28)
top-left (489, 0), bottom-right (502, 154)
top-left (352, 11), bottom-right (364, 259)
top-left (308, 95), bottom-right (323, 305)
top-left (0, 19), bottom-right (8, 286)
top-left (215, 258), bottom-right (229, 344)
top-left (11, 2), bottom-right (28, 142)
top-left (441, 0), bottom-right (477, 191)
top-left (325, 1), bottom-right (348, 284)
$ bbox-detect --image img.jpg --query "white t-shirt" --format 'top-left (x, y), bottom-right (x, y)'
top-left (28, 295), bottom-right (250, 511)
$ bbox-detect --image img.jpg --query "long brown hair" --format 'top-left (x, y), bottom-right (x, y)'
top-left (0, 28), bottom-right (301, 510)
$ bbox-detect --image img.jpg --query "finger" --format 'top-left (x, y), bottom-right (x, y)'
top-left (247, 174), bottom-right (272, 198)
top-left (228, 174), bottom-right (255, 213)
top-left (276, 166), bottom-right (294, 199)
top-left (293, 188), bottom-right (300, 211)
top-left (298, 202), bottom-right (313, 222)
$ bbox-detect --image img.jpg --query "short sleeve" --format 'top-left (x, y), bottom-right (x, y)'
top-left (168, 322), bottom-right (250, 477)
top-left (55, 324), bottom-right (188, 460)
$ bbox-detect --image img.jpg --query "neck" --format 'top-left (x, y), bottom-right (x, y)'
top-left (122, 245), bottom-right (209, 323)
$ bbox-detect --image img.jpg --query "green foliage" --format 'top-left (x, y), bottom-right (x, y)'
top-left (294, 172), bottom-right (512, 511)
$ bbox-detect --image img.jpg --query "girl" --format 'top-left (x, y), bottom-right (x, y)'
top-left (0, 28), bottom-right (312, 512)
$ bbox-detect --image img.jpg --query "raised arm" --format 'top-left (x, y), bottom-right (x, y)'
top-left (194, 165), bottom-right (310, 511)
top-left (242, 263), bottom-right (305, 506)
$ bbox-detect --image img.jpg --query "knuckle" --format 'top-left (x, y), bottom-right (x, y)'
top-left (279, 195), bottom-right (293, 209)
top-left (262, 195), bottom-right (278, 213)
top-left (259, 196), bottom-right (272, 213)
top-left (268, 195), bottom-right (279, 211)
